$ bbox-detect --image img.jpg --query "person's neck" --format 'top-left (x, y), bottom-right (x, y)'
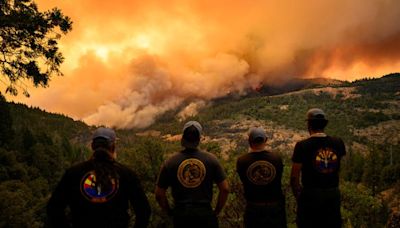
top-left (249, 145), bottom-right (266, 153)
top-left (309, 130), bottom-right (326, 137)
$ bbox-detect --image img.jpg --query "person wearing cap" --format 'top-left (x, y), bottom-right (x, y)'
top-left (47, 127), bottom-right (151, 228)
top-left (291, 108), bottom-right (346, 228)
top-left (155, 121), bottom-right (229, 228)
top-left (236, 127), bottom-right (287, 228)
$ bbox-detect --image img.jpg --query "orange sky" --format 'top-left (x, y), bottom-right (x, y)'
top-left (4, 0), bottom-right (400, 128)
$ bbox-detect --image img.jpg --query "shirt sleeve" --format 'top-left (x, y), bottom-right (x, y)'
top-left (47, 170), bottom-right (71, 228)
top-left (339, 138), bottom-right (346, 157)
top-left (156, 162), bottom-right (170, 189)
top-left (292, 142), bottom-right (304, 163)
top-left (128, 172), bottom-right (151, 228)
top-left (278, 155), bottom-right (284, 173)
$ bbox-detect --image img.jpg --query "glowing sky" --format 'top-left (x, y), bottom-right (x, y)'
top-left (5, 0), bottom-right (400, 128)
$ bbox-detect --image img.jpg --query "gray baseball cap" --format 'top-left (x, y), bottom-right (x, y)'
top-left (92, 127), bottom-right (117, 142)
top-left (248, 127), bottom-right (267, 143)
top-left (306, 108), bottom-right (327, 120)
top-left (183, 121), bottom-right (202, 135)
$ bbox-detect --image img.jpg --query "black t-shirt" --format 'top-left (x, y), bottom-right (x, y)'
top-left (47, 159), bottom-right (151, 228)
top-left (157, 148), bottom-right (226, 204)
top-left (292, 135), bottom-right (346, 189)
top-left (236, 150), bottom-right (284, 202)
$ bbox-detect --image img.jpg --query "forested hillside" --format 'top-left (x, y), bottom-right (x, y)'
top-left (148, 73), bottom-right (400, 227)
top-left (0, 97), bottom-right (93, 227)
top-left (0, 73), bottom-right (399, 227)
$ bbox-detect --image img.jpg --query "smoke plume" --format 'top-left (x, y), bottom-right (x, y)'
top-left (8, 0), bottom-right (400, 128)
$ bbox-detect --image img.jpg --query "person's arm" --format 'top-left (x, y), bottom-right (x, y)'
top-left (290, 163), bottom-right (302, 201)
top-left (129, 174), bottom-right (151, 228)
top-left (155, 163), bottom-right (172, 216)
top-left (214, 179), bottom-right (230, 215)
top-left (47, 172), bottom-right (71, 228)
top-left (155, 186), bottom-right (171, 215)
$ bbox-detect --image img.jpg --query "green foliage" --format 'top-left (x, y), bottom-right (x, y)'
top-left (353, 73), bottom-right (400, 96)
top-left (0, 74), bottom-right (399, 226)
top-left (362, 145), bottom-right (385, 195)
top-left (0, 97), bottom-right (91, 227)
top-left (341, 149), bottom-right (364, 183)
top-left (0, 0), bottom-right (72, 96)
top-left (341, 182), bottom-right (388, 227)
top-left (381, 165), bottom-right (400, 188)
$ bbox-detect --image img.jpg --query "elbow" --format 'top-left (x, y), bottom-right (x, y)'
top-left (219, 180), bottom-right (230, 195)
top-left (154, 186), bottom-right (166, 203)
top-left (223, 185), bottom-right (230, 195)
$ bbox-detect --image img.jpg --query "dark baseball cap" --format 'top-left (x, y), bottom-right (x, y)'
top-left (92, 127), bottom-right (117, 142)
top-left (248, 127), bottom-right (267, 144)
top-left (306, 108), bottom-right (327, 120)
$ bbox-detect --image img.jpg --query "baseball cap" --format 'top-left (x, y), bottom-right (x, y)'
top-left (183, 121), bottom-right (202, 135)
top-left (306, 108), bottom-right (327, 120)
top-left (181, 121), bottom-right (202, 149)
top-left (92, 127), bottom-right (117, 142)
top-left (248, 127), bottom-right (267, 144)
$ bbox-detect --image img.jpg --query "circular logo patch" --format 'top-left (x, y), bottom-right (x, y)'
top-left (80, 171), bottom-right (119, 203)
top-left (246, 160), bottom-right (276, 185)
top-left (177, 159), bottom-right (206, 188)
top-left (313, 148), bottom-right (338, 174)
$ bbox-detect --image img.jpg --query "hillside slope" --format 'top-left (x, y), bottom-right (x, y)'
top-left (146, 73), bottom-right (400, 227)
top-left (0, 73), bottom-right (399, 227)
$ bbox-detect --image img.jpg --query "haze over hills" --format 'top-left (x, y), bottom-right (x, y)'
top-left (0, 73), bottom-right (399, 227)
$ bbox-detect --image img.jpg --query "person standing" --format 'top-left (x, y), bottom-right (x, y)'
top-left (291, 108), bottom-right (346, 228)
top-left (237, 127), bottom-right (287, 228)
top-left (155, 121), bottom-right (229, 228)
top-left (47, 127), bottom-right (151, 228)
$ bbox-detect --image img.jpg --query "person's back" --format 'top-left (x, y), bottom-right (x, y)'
top-left (293, 135), bottom-right (345, 189)
top-left (237, 151), bottom-right (284, 203)
top-left (291, 108), bottom-right (346, 228)
top-left (160, 148), bottom-right (225, 204)
top-left (155, 121), bottom-right (229, 228)
top-left (47, 128), bottom-right (151, 228)
top-left (237, 127), bottom-right (286, 228)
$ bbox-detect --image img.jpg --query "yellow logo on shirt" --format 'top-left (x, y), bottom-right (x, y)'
top-left (177, 158), bottom-right (206, 188)
top-left (314, 148), bottom-right (338, 174)
top-left (80, 171), bottom-right (119, 203)
top-left (246, 161), bottom-right (276, 185)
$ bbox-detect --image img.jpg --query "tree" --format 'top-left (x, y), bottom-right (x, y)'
top-left (362, 145), bottom-right (384, 195)
top-left (0, 0), bottom-right (72, 96)
top-left (0, 94), bottom-right (13, 146)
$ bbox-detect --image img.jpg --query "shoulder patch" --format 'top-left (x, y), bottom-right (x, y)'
top-left (246, 160), bottom-right (276, 185)
top-left (313, 148), bottom-right (338, 174)
top-left (80, 171), bottom-right (119, 203)
top-left (177, 158), bottom-right (206, 188)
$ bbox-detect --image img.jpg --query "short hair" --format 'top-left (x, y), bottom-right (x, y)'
top-left (91, 137), bottom-right (114, 151)
top-left (308, 119), bottom-right (328, 131)
top-left (182, 125), bottom-right (200, 143)
top-left (249, 136), bottom-right (266, 145)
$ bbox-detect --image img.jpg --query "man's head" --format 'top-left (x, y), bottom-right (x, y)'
top-left (181, 121), bottom-right (202, 149)
top-left (306, 108), bottom-right (328, 132)
top-left (91, 127), bottom-right (117, 159)
top-left (248, 127), bottom-right (267, 150)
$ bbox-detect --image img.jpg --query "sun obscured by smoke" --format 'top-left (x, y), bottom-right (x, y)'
top-left (8, 0), bottom-right (400, 128)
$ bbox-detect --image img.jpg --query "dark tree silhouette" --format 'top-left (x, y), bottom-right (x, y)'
top-left (0, 0), bottom-right (72, 96)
